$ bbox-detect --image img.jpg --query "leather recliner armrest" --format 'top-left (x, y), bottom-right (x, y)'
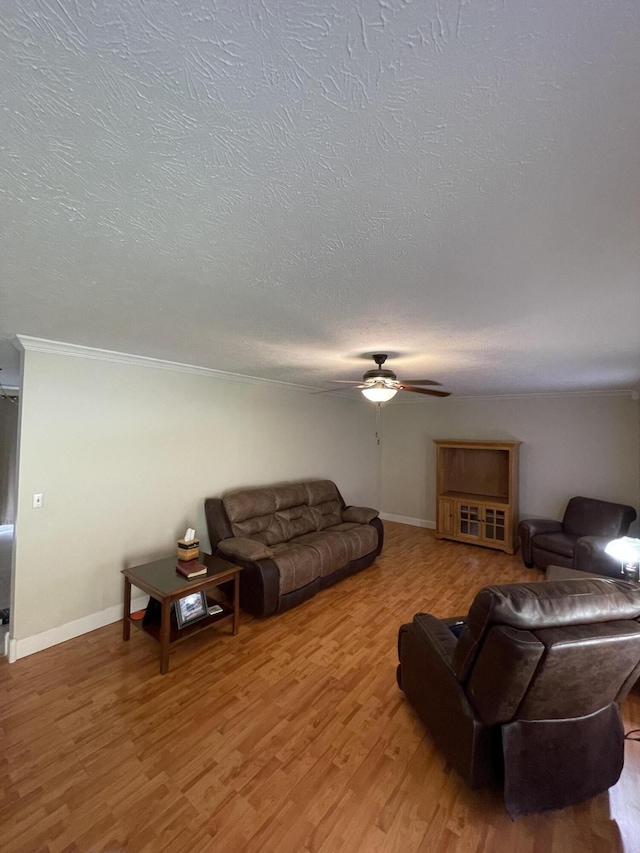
top-left (410, 613), bottom-right (459, 666)
top-left (341, 505), bottom-right (379, 524)
top-left (397, 613), bottom-right (501, 789)
top-left (217, 537), bottom-right (274, 562)
top-left (518, 518), bottom-right (563, 567)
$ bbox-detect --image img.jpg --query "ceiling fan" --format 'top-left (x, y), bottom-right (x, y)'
top-left (331, 354), bottom-right (451, 402)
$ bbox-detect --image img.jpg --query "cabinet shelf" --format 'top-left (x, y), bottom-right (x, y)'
top-left (434, 440), bottom-right (520, 554)
top-left (440, 490), bottom-right (509, 505)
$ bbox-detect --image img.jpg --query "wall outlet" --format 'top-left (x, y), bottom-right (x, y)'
top-left (32, 493), bottom-right (44, 508)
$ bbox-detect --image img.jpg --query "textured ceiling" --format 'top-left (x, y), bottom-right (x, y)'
top-left (2, 0), bottom-right (640, 396)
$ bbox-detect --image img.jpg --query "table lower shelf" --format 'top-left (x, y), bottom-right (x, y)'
top-left (133, 595), bottom-right (234, 646)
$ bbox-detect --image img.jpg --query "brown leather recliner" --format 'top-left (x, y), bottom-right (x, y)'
top-left (397, 579), bottom-right (640, 817)
top-left (519, 495), bottom-right (636, 573)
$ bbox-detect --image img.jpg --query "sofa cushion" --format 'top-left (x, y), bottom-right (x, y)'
top-left (229, 513), bottom-right (286, 546)
top-left (533, 532), bottom-right (579, 559)
top-left (311, 502), bottom-right (343, 530)
top-left (223, 481), bottom-right (344, 544)
top-left (289, 531), bottom-right (350, 578)
top-left (276, 505), bottom-right (317, 540)
top-left (340, 524), bottom-right (380, 560)
top-left (224, 487), bottom-right (277, 524)
top-left (224, 483), bottom-right (309, 522)
top-left (291, 524), bottom-right (380, 577)
top-left (223, 484), bottom-right (310, 544)
top-left (305, 480), bottom-right (341, 505)
top-left (296, 481), bottom-right (343, 530)
top-left (270, 543), bottom-right (323, 594)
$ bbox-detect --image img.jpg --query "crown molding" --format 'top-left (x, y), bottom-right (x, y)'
top-left (13, 337), bottom-right (637, 402)
top-left (390, 388), bottom-right (637, 404)
top-left (13, 335), bottom-right (337, 396)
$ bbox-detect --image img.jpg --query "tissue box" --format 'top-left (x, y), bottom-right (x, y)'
top-left (177, 538), bottom-right (200, 561)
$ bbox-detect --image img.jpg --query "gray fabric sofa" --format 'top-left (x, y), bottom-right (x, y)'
top-left (204, 480), bottom-right (384, 617)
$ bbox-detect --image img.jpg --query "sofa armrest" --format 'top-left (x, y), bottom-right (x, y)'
top-left (217, 537), bottom-right (274, 562)
top-left (204, 497), bottom-right (233, 548)
top-left (518, 518), bottom-right (563, 567)
top-left (575, 536), bottom-right (625, 578)
top-left (213, 549), bottom-right (281, 617)
top-left (342, 505), bottom-right (379, 524)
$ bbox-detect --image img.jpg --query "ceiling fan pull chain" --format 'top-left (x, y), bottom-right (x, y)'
top-left (376, 402), bottom-right (381, 445)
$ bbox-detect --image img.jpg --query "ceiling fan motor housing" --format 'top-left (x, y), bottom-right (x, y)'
top-left (363, 367), bottom-right (397, 382)
top-left (340, 352), bottom-right (448, 397)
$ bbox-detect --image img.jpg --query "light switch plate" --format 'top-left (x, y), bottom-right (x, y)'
top-left (32, 493), bottom-right (43, 508)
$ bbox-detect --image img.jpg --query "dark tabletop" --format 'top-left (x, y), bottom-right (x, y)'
top-left (122, 553), bottom-right (240, 598)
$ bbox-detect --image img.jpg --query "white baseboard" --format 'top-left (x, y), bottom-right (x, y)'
top-left (9, 595), bottom-right (149, 663)
top-left (7, 516), bottom-right (433, 662)
top-left (380, 513), bottom-right (435, 529)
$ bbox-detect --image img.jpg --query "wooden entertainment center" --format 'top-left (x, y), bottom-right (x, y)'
top-left (434, 439), bottom-right (520, 554)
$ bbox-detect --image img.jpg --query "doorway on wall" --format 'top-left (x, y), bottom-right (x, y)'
top-left (0, 390), bottom-right (19, 654)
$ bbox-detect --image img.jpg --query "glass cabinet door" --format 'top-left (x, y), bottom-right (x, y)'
top-left (458, 503), bottom-right (481, 538)
top-left (483, 506), bottom-right (507, 543)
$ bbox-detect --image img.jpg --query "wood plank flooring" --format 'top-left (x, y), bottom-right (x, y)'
top-left (2, 522), bottom-right (640, 852)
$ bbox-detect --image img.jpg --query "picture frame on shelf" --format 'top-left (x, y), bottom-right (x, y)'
top-left (174, 590), bottom-right (208, 629)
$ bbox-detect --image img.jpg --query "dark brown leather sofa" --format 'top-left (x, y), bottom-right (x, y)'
top-left (205, 480), bottom-right (383, 617)
top-left (518, 495), bottom-right (636, 573)
top-left (397, 578), bottom-right (640, 816)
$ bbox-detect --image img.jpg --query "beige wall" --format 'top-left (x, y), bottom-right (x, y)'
top-left (12, 349), bottom-right (639, 652)
top-left (12, 350), bottom-right (378, 642)
top-left (380, 394), bottom-right (640, 529)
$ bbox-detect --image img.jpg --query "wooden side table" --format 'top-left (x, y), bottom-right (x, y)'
top-left (122, 553), bottom-right (242, 674)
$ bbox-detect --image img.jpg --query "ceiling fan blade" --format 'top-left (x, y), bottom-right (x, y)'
top-left (329, 379), bottom-right (365, 384)
top-left (400, 379), bottom-right (442, 386)
top-left (399, 384), bottom-right (451, 397)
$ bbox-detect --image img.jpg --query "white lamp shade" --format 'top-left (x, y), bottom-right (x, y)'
top-left (604, 537), bottom-right (640, 563)
top-left (361, 385), bottom-right (398, 402)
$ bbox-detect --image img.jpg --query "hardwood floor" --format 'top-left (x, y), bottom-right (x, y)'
top-left (2, 522), bottom-right (640, 852)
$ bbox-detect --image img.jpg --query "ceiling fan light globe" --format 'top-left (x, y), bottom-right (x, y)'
top-left (361, 386), bottom-right (398, 403)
